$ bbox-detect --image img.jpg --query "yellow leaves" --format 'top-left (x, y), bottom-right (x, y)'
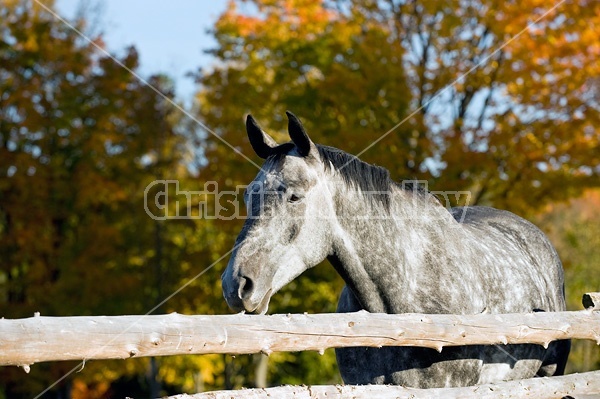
top-left (523, 132), bottom-right (545, 161)
top-left (23, 34), bottom-right (39, 52)
top-left (128, 255), bottom-right (145, 267)
top-left (159, 354), bottom-right (225, 391)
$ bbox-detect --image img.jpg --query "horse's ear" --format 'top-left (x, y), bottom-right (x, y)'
top-left (286, 111), bottom-right (314, 157)
top-left (246, 115), bottom-right (277, 159)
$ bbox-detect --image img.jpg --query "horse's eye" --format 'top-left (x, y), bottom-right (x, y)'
top-left (288, 194), bottom-right (302, 203)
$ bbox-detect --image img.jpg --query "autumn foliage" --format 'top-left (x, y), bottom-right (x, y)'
top-left (199, 0), bottom-right (599, 215)
top-left (0, 0), bottom-right (599, 397)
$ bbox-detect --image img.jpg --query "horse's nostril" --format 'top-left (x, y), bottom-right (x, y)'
top-left (238, 276), bottom-right (254, 300)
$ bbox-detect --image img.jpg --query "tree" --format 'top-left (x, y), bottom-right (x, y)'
top-left (195, 0), bottom-right (599, 387)
top-left (198, 0), bottom-right (599, 216)
top-left (0, 1), bottom-right (202, 397)
top-left (353, 0), bottom-right (600, 214)
top-left (535, 189), bottom-right (600, 373)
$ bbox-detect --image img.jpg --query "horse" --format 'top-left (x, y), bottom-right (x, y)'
top-left (221, 111), bottom-right (570, 388)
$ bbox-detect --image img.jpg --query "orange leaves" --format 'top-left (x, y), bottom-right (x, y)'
top-left (218, 1), bottom-right (261, 37)
top-left (217, 0), bottom-right (336, 45)
top-left (203, 0), bottom-right (600, 220)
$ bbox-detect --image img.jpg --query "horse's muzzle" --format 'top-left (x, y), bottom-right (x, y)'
top-left (221, 270), bottom-right (245, 312)
top-left (221, 271), bottom-right (272, 314)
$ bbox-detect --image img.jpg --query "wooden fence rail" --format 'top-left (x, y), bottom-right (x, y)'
top-left (1, 294), bottom-right (599, 368)
top-left (1, 293), bottom-right (598, 398)
top-left (168, 370), bottom-right (600, 399)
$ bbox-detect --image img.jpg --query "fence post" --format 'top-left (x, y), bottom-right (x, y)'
top-left (583, 293), bottom-right (600, 310)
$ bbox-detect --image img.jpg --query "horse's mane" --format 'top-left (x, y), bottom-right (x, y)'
top-left (317, 145), bottom-right (396, 209)
top-left (268, 143), bottom-right (430, 210)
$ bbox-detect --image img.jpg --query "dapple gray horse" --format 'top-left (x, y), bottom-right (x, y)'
top-left (221, 112), bottom-right (570, 388)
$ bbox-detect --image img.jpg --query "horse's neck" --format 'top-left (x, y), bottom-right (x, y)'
top-left (329, 186), bottom-right (458, 313)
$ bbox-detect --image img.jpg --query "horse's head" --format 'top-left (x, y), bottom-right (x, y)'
top-left (221, 112), bottom-right (337, 314)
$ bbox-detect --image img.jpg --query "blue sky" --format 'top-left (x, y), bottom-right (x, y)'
top-left (55, 0), bottom-right (229, 101)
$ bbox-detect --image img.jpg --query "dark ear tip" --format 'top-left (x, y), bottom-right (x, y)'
top-left (246, 114), bottom-right (275, 159)
top-left (246, 115), bottom-right (262, 131)
top-left (286, 111), bottom-right (312, 157)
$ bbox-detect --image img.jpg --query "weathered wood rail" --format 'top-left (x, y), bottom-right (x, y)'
top-left (168, 370), bottom-right (600, 399)
top-left (1, 308), bottom-right (599, 367)
top-left (1, 293), bottom-right (598, 398)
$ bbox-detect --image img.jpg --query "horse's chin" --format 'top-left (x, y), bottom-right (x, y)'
top-left (248, 289), bottom-right (272, 315)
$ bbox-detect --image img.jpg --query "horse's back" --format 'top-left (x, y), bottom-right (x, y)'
top-left (451, 205), bottom-right (570, 381)
top-left (451, 206), bottom-right (566, 313)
